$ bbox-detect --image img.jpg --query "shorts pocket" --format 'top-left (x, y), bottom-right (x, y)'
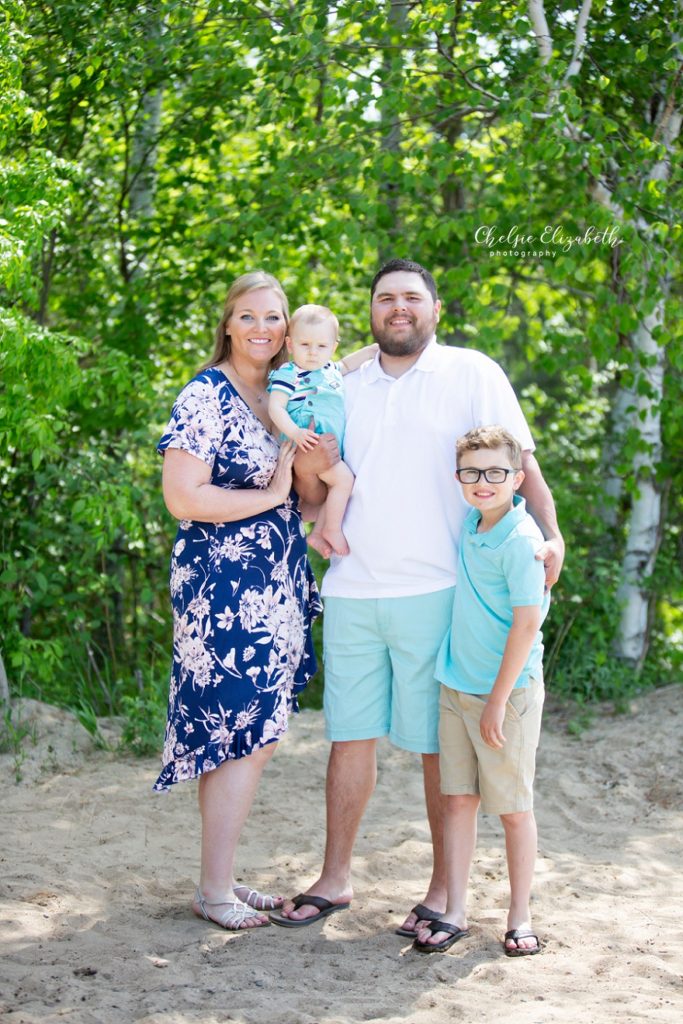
top-left (507, 678), bottom-right (544, 722)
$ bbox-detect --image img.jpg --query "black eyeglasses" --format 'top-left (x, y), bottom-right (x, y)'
top-left (455, 467), bottom-right (518, 484)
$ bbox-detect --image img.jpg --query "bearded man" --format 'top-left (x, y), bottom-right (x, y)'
top-left (271, 259), bottom-right (564, 935)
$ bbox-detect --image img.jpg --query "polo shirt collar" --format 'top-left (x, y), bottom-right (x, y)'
top-left (366, 336), bottom-right (439, 382)
top-left (465, 494), bottom-right (528, 548)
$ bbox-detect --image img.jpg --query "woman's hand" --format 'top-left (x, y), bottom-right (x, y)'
top-left (267, 441), bottom-right (296, 507)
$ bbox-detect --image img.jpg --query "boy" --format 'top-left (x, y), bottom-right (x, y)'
top-left (414, 425), bottom-right (550, 957)
top-left (268, 304), bottom-right (376, 557)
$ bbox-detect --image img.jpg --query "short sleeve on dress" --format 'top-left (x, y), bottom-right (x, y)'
top-left (157, 377), bottom-right (225, 468)
top-left (268, 362), bottom-right (299, 396)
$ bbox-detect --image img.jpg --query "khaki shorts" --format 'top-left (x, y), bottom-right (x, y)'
top-left (438, 677), bottom-right (544, 815)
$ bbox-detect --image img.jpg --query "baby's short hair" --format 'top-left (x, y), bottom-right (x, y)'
top-left (456, 425), bottom-right (523, 468)
top-left (288, 303), bottom-right (339, 340)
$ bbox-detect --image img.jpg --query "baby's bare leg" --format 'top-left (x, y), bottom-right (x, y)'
top-left (307, 502), bottom-right (332, 558)
top-left (310, 461), bottom-right (354, 556)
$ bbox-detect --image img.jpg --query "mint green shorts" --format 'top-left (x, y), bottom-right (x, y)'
top-left (322, 589), bottom-right (456, 753)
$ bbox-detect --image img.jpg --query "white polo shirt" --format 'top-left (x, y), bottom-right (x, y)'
top-left (321, 339), bottom-right (534, 599)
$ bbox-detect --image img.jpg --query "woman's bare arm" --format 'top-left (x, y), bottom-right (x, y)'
top-left (162, 445), bottom-right (295, 522)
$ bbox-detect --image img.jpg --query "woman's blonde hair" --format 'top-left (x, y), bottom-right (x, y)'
top-left (200, 271), bottom-right (289, 372)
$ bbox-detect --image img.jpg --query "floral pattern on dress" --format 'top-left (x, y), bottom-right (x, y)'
top-left (154, 368), bottom-right (321, 792)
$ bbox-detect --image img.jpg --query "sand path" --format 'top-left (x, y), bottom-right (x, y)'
top-left (1, 686), bottom-right (682, 1023)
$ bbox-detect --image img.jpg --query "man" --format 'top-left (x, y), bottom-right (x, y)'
top-left (270, 259), bottom-right (564, 933)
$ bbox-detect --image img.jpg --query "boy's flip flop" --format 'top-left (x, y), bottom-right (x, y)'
top-left (412, 919), bottom-right (470, 953)
top-left (269, 893), bottom-right (351, 928)
top-left (394, 903), bottom-right (443, 937)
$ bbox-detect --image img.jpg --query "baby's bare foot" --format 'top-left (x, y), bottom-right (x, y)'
top-left (308, 532), bottom-right (333, 558)
top-left (322, 527), bottom-right (350, 556)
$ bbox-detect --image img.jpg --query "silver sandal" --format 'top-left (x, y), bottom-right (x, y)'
top-left (233, 885), bottom-right (283, 911)
top-left (193, 888), bottom-right (270, 930)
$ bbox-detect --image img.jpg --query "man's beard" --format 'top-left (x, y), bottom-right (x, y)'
top-left (371, 315), bottom-right (436, 356)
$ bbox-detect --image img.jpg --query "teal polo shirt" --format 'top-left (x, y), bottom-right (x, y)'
top-left (435, 495), bottom-right (550, 695)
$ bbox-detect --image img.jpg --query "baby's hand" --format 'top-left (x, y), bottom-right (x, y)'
top-left (294, 428), bottom-right (319, 451)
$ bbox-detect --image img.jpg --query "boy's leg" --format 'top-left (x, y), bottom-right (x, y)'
top-left (469, 678), bottom-right (544, 954)
top-left (317, 460), bottom-right (355, 555)
top-left (500, 809), bottom-right (538, 952)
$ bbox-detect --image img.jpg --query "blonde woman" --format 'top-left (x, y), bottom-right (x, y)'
top-left (155, 272), bottom-right (322, 930)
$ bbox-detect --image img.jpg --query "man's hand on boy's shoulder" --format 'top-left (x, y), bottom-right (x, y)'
top-left (536, 535), bottom-right (565, 590)
top-left (480, 698), bottom-right (507, 750)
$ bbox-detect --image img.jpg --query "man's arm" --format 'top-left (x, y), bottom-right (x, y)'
top-left (519, 451), bottom-right (565, 588)
top-left (339, 343), bottom-right (378, 375)
top-left (292, 419), bottom-right (340, 506)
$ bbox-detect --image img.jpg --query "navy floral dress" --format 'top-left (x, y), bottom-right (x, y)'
top-left (154, 367), bottom-right (322, 791)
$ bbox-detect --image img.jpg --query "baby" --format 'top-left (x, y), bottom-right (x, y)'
top-left (268, 304), bottom-right (376, 557)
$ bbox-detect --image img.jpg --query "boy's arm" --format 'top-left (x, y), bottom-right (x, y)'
top-left (268, 391), bottom-right (319, 451)
top-left (338, 343), bottom-right (379, 376)
top-left (479, 604), bottom-right (542, 750)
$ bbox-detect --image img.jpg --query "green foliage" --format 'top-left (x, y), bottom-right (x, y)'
top-left (1, 0), bottom-right (681, 746)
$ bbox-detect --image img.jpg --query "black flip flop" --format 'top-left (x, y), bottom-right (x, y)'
top-left (504, 928), bottom-right (541, 956)
top-left (394, 903), bottom-right (443, 937)
top-left (413, 919), bottom-right (470, 953)
top-left (269, 893), bottom-right (350, 928)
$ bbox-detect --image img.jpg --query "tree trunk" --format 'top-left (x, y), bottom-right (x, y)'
top-left (124, 6), bottom-right (163, 282)
top-left (613, 298), bottom-right (667, 668)
top-left (377, 0), bottom-right (408, 262)
top-left (600, 377), bottom-right (632, 527)
top-left (0, 648), bottom-right (9, 707)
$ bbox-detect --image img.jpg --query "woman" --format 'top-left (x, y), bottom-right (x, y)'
top-left (155, 271), bottom-right (321, 930)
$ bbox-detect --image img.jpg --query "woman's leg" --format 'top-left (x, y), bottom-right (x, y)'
top-left (194, 743), bottom-right (277, 928)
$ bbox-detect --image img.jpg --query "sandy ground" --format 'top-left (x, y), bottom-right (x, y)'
top-left (1, 685), bottom-right (682, 1024)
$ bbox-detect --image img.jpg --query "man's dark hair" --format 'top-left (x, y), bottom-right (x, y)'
top-left (370, 259), bottom-right (438, 302)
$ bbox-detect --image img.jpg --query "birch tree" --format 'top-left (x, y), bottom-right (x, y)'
top-left (527, 0), bottom-right (682, 669)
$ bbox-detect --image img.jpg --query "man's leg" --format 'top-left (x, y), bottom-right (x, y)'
top-left (385, 589), bottom-right (455, 933)
top-left (278, 738), bottom-right (377, 921)
top-left (276, 596), bottom-right (389, 923)
top-left (398, 752), bottom-right (447, 932)
top-left (415, 793), bottom-right (479, 945)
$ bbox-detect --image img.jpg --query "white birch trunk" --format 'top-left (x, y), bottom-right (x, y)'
top-left (613, 301), bottom-right (667, 667)
top-left (528, 0), bottom-right (680, 669)
top-left (600, 381), bottom-right (632, 526)
top-left (127, 7), bottom-right (163, 280)
top-left (613, 99), bottom-right (680, 665)
top-left (129, 88), bottom-right (162, 223)
top-left (378, 0), bottom-right (408, 262)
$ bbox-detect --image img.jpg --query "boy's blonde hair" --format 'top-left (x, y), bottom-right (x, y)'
top-left (456, 425), bottom-right (523, 469)
top-left (288, 303), bottom-right (339, 341)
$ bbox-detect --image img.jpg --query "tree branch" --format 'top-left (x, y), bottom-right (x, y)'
top-left (527, 0), bottom-right (553, 65)
top-left (563, 0), bottom-right (593, 83)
